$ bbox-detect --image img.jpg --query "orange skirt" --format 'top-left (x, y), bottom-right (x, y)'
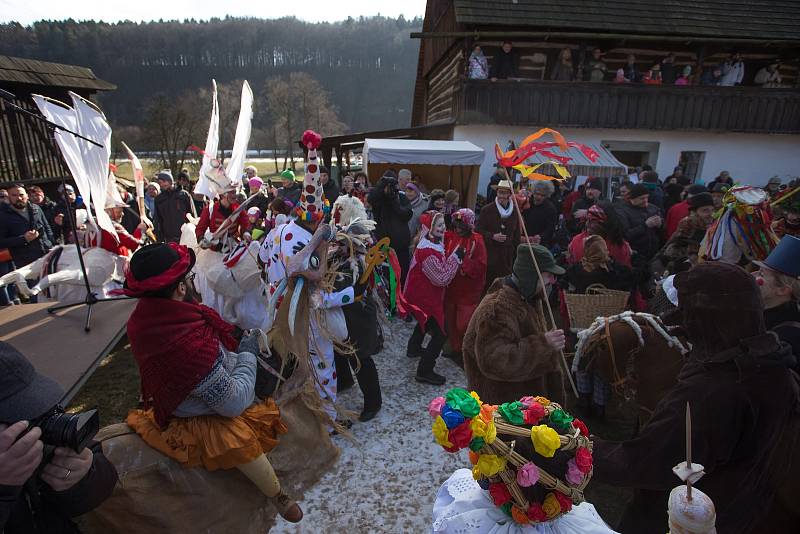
top-left (127, 399), bottom-right (288, 471)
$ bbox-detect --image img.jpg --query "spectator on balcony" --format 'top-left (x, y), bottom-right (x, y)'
top-left (489, 41), bottom-right (519, 81)
top-left (550, 47), bottom-right (574, 81)
top-left (623, 54), bottom-right (641, 83)
top-left (701, 65), bottom-right (724, 86)
top-left (613, 68), bottom-right (627, 83)
top-left (754, 61), bottom-right (783, 88)
top-left (675, 65), bottom-right (692, 86)
top-left (721, 52), bottom-right (745, 86)
top-left (643, 64), bottom-right (663, 85)
top-left (587, 48), bottom-right (607, 82)
top-left (660, 53), bottom-right (678, 84)
top-left (467, 45), bottom-right (489, 80)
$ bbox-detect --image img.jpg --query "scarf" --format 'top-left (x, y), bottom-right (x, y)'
top-left (495, 197), bottom-right (514, 219)
top-left (581, 236), bottom-right (611, 273)
top-left (127, 298), bottom-right (239, 427)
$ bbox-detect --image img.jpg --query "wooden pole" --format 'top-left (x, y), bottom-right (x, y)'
top-left (501, 167), bottom-right (579, 397)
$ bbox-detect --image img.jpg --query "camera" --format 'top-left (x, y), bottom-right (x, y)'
top-left (29, 406), bottom-right (100, 453)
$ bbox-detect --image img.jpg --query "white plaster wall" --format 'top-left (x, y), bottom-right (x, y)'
top-left (453, 125), bottom-right (800, 193)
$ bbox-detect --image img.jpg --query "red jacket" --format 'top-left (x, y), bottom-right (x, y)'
top-left (567, 231), bottom-right (632, 267)
top-left (90, 223), bottom-right (141, 257)
top-left (444, 231), bottom-right (487, 351)
top-left (404, 239), bottom-right (460, 331)
top-left (664, 200), bottom-right (690, 239)
top-left (195, 202), bottom-right (249, 241)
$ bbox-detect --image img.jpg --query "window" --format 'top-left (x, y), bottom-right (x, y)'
top-left (679, 151), bottom-right (705, 182)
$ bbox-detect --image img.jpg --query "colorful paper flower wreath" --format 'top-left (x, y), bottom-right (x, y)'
top-left (429, 388), bottom-right (594, 525)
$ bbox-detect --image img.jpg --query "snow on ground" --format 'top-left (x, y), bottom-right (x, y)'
top-left (271, 320), bottom-right (468, 533)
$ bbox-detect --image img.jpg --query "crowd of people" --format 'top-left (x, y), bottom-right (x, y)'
top-left (467, 42), bottom-right (787, 88)
top-left (1, 143), bottom-right (800, 533)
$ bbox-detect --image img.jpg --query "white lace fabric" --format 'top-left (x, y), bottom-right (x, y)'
top-left (431, 469), bottom-right (620, 534)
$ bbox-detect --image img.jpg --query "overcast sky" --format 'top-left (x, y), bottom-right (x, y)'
top-left (0, 0), bottom-right (426, 25)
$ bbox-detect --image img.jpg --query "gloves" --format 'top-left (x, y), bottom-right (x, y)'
top-left (454, 247), bottom-right (466, 261)
top-left (237, 330), bottom-right (261, 357)
top-left (353, 278), bottom-right (369, 299)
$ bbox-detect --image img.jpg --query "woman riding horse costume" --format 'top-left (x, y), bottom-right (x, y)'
top-left (119, 242), bottom-right (302, 522)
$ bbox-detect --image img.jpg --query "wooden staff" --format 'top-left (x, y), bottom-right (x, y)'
top-left (501, 166), bottom-right (579, 397)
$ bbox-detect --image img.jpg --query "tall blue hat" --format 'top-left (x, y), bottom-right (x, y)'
top-left (755, 235), bottom-right (800, 278)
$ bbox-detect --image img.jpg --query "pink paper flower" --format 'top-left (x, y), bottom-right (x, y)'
top-left (516, 462), bottom-right (540, 487)
top-left (565, 458), bottom-right (584, 485)
top-left (519, 396), bottom-right (535, 408)
top-left (428, 397), bottom-right (445, 417)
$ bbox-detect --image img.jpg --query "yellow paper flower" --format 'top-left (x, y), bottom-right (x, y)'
top-left (534, 396), bottom-right (551, 406)
top-left (531, 425), bottom-right (561, 458)
top-left (542, 493), bottom-right (562, 519)
top-left (476, 454), bottom-right (507, 477)
top-left (470, 391), bottom-right (482, 405)
top-left (432, 415), bottom-right (453, 448)
top-left (472, 465), bottom-right (481, 480)
top-left (485, 418), bottom-right (497, 445)
top-left (470, 416), bottom-right (488, 437)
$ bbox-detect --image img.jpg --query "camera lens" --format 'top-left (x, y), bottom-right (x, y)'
top-left (38, 408), bottom-right (100, 452)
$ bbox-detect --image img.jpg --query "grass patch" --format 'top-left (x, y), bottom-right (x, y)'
top-left (66, 336), bottom-right (141, 428)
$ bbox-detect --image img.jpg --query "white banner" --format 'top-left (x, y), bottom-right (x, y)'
top-left (194, 79), bottom-right (221, 199)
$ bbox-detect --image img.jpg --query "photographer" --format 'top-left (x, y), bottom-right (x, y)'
top-left (0, 341), bottom-right (117, 533)
top-left (367, 171), bottom-right (413, 282)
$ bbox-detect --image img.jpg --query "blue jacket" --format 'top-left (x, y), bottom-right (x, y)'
top-left (0, 202), bottom-right (54, 268)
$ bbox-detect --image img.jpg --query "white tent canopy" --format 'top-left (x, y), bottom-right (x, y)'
top-left (363, 138), bottom-right (485, 166)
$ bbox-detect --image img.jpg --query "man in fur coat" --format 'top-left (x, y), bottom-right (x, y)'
top-left (463, 244), bottom-right (566, 405)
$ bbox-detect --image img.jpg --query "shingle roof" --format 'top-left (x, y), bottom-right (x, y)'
top-left (0, 55), bottom-right (116, 91)
top-left (453, 0), bottom-right (800, 41)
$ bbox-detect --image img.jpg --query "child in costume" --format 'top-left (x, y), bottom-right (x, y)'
top-left (429, 389), bottom-right (617, 533)
top-left (118, 242), bottom-right (302, 522)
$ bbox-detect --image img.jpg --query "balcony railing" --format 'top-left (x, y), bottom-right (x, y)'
top-left (452, 80), bottom-right (800, 134)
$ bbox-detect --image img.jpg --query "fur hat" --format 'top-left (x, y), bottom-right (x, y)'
top-left (688, 192), bottom-right (714, 210)
top-left (628, 183), bottom-right (650, 199)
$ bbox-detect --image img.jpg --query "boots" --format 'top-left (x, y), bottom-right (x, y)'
top-left (334, 353), bottom-right (355, 393)
top-left (355, 356), bottom-right (382, 422)
top-left (415, 354), bottom-right (445, 385)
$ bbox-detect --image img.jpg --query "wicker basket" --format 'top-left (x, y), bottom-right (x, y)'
top-left (564, 284), bottom-right (630, 331)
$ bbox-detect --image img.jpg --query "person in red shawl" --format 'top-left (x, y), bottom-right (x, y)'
top-left (195, 188), bottom-right (250, 247)
top-left (567, 203), bottom-right (632, 267)
top-left (117, 243), bottom-right (302, 522)
top-left (443, 208), bottom-right (487, 365)
top-left (405, 211), bottom-right (463, 385)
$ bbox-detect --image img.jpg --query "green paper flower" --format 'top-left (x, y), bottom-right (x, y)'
top-left (549, 408), bottom-right (574, 432)
top-left (445, 388), bottom-right (481, 418)
top-left (469, 437), bottom-right (486, 452)
top-left (498, 401), bottom-right (524, 425)
top-left (500, 502), bottom-right (513, 517)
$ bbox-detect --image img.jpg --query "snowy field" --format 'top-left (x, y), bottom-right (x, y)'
top-left (271, 320), bottom-right (468, 533)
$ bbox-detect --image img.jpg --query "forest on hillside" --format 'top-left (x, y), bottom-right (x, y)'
top-left (0, 16), bottom-right (421, 138)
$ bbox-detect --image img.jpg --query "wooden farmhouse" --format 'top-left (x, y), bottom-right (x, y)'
top-left (411, 0), bottom-right (800, 190)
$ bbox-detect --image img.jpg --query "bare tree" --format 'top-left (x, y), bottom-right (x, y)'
top-left (142, 90), bottom-right (205, 176)
top-left (264, 72), bottom-right (347, 171)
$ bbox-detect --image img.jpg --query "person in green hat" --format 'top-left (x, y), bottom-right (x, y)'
top-left (276, 169), bottom-right (302, 207)
top-left (462, 243), bottom-right (567, 406)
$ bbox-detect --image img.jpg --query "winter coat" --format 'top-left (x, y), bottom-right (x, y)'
top-left (0, 202), bottom-right (54, 268)
top-left (489, 49), bottom-right (520, 79)
top-left (0, 441), bottom-right (118, 534)
top-left (522, 199), bottom-right (558, 248)
top-left (34, 198), bottom-right (59, 232)
top-left (444, 231), bottom-right (488, 352)
top-left (277, 182), bottom-right (302, 207)
top-left (664, 200), bottom-right (690, 239)
top-left (407, 193), bottom-right (429, 238)
top-left (463, 278), bottom-right (565, 406)
top-left (615, 201), bottom-right (663, 260)
top-left (720, 60), bottom-right (744, 86)
top-left (368, 186), bottom-right (413, 251)
top-left (404, 237), bottom-right (460, 332)
top-left (564, 261), bottom-right (635, 294)
top-left (322, 179), bottom-right (340, 205)
top-left (468, 53), bottom-right (489, 80)
top-left (194, 202), bottom-right (249, 241)
top-left (593, 337), bottom-right (799, 534)
top-left (475, 200), bottom-right (520, 291)
top-left (154, 188), bottom-right (194, 243)
top-left (550, 61), bottom-right (574, 81)
top-left (765, 301), bottom-right (800, 373)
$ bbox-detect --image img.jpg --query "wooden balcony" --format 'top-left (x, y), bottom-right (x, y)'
top-left (450, 79), bottom-right (800, 134)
